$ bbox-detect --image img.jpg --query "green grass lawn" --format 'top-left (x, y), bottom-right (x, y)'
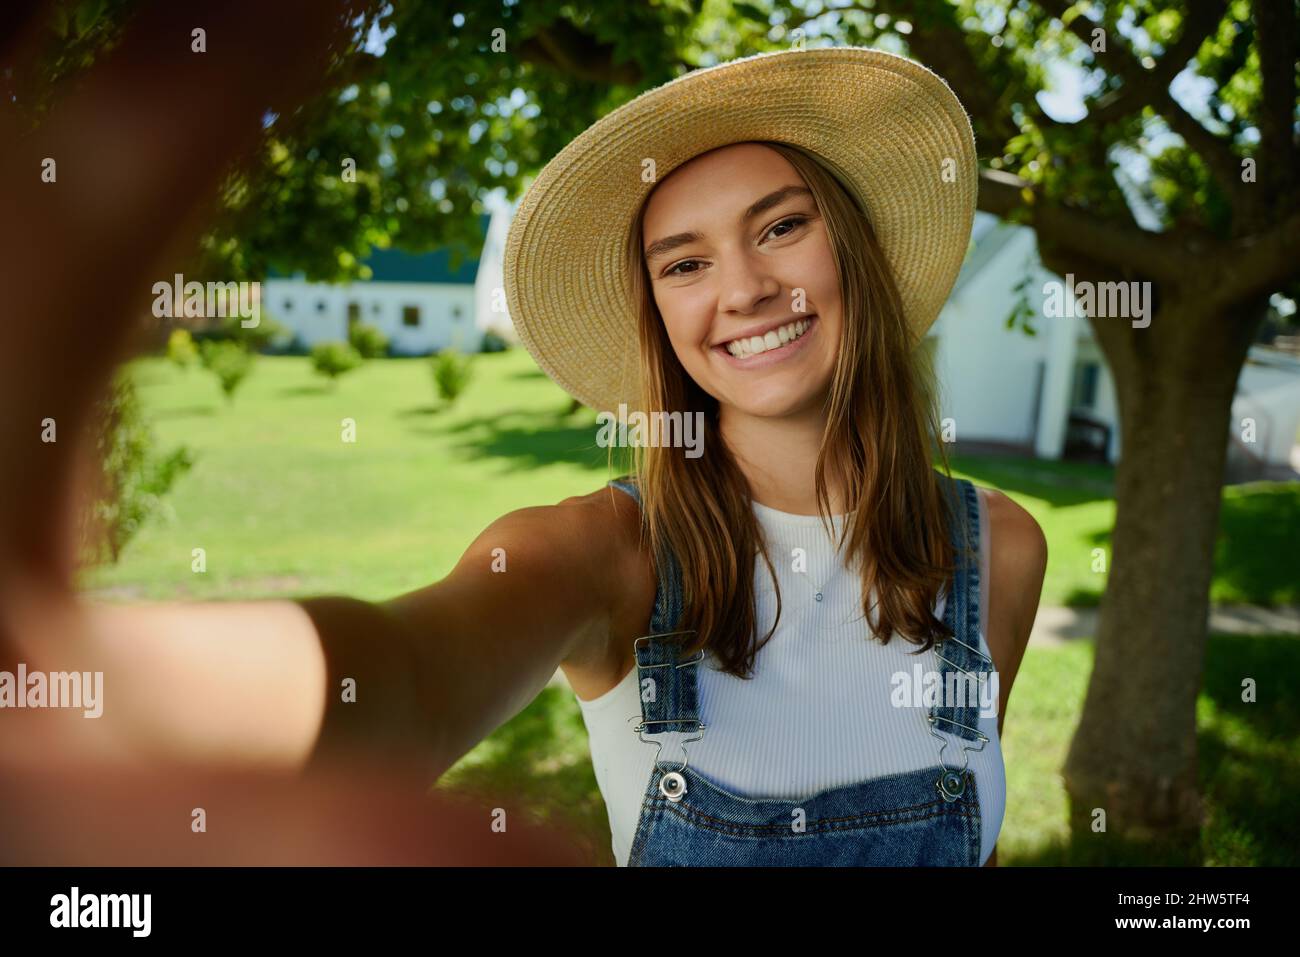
top-left (80, 350), bottom-right (1300, 865)
top-left (83, 351), bottom-right (632, 601)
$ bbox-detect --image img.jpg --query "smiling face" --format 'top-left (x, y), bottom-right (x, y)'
top-left (640, 142), bottom-right (844, 420)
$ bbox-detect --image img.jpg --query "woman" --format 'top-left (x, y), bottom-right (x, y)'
top-left (504, 46), bottom-right (1046, 866)
top-left (14, 48), bottom-right (1046, 866)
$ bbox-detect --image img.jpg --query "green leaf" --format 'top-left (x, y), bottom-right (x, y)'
top-left (732, 3), bottom-right (770, 25)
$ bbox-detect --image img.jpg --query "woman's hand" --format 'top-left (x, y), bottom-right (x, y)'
top-left (0, 0), bottom-right (591, 864)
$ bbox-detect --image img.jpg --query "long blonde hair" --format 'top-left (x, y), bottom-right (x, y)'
top-left (613, 140), bottom-right (963, 677)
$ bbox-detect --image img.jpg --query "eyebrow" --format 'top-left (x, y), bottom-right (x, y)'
top-left (642, 185), bottom-right (814, 262)
top-left (742, 185), bottom-right (812, 222)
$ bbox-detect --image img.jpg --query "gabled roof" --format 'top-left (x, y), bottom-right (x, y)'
top-left (950, 214), bottom-right (1023, 297)
top-left (362, 245), bottom-right (480, 284)
top-left (269, 213), bottom-right (491, 285)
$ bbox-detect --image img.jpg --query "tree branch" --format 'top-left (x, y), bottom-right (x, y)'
top-left (1086, 0), bottom-right (1229, 125)
top-left (977, 169), bottom-right (1190, 282)
top-left (1211, 208), bottom-right (1300, 308)
top-left (1038, 0), bottom-right (1255, 219)
top-left (981, 167), bottom-right (1300, 311)
top-left (516, 19), bottom-right (642, 86)
top-left (1252, 0), bottom-right (1299, 197)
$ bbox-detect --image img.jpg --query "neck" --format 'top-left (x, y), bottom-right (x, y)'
top-left (717, 400), bottom-right (847, 516)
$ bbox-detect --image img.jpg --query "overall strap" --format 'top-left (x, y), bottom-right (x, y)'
top-left (607, 477), bottom-right (702, 737)
top-left (929, 472), bottom-right (993, 748)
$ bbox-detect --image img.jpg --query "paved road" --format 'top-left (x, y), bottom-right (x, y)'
top-left (1029, 604), bottom-right (1300, 646)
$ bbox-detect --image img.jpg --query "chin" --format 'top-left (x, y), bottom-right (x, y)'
top-left (726, 389), bottom-right (825, 420)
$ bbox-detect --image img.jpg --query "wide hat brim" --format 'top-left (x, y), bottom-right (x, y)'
top-left (504, 46), bottom-right (977, 414)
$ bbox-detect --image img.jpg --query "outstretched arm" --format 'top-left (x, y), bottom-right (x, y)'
top-left (12, 493), bottom-right (623, 781)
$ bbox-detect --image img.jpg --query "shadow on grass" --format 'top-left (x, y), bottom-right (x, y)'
top-left (1214, 484), bottom-right (1300, 605)
top-left (1010, 830), bottom-right (1203, 866)
top-left (435, 687), bottom-right (613, 866)
top-left (151, 405), bottom-right (218, 420)
top-left (405, 406), bottom-right (633, 473)
top-left (278, 385), bottom-right (331, 397)
top-left (948, 454), bottom-right (1116, 507)
top-left (1062, 587), bottom-right (1105, 608)
top-left (1011, 632), bottom-right (1300, 866)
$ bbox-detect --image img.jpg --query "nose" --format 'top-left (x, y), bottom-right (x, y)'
top-left (715, 248), bottom-right (781, 316)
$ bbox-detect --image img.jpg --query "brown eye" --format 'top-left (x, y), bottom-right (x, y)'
top-left (665, 259), bottom-right (704, 277)
top-left (764, 215), bottom-right (808, 241)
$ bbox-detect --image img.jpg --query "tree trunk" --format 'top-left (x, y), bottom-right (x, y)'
top-left (1061, 284), bottom-right (1264, 856)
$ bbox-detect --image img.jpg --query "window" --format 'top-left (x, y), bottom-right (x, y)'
top-left (1080, 363), bottom-right (1099, 407)
top-left (347, 302), bottom-right (361, 327)
top-left (452, 306), bottom-right (463, 321)
top-left (372, 302), bottom-right (381, 315)
top-left (402, 305), bottom-right (421, 328)
top-left (1073, 361), bottom-right (1100, 408)
top-left (282, 299), bottom-right (293, 312)
top-left (316, 300), bottom-right (326, 313)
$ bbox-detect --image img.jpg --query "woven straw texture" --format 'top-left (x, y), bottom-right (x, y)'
top-left (504, 46), bottom-right (977, 414)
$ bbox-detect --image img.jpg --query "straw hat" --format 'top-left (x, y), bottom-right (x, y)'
top-left (503, 46), bottom-right (977, 414)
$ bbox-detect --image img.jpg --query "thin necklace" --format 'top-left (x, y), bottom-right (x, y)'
top-left (755, 500), bottom-right (854, 605)
top-left (796, 564), bottom-right (834, 603)
top-left (777, 527), bottom-right (847, 604)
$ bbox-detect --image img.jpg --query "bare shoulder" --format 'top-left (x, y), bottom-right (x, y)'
top-left (980, 487), bottom-right (1048, 573)
top-left (975, 487), bottom-right (1047, 694)
top-left (552, 484), bottom-right (650, 579)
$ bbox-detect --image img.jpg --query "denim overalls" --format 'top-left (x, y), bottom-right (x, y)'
top-left (606, 471), bottom-right (991, 866)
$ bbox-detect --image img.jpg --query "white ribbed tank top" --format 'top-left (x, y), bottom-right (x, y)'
top-left (575, 487), bottom-right (1005, 866)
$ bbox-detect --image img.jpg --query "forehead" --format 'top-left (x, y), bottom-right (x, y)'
top-left (642, 143), bottom-right (804, 234)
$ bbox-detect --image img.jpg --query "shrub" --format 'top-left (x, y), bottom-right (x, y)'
top-left (431, 349), bottom-right (474, 406)
top-left (189, 314), bottom-right (289, 353)
top-left (198, 339), bottom-right (255, 402)
top-left (479, 329), bottom-right (509, 353)
top-left (310, 341), bottom-right (363, 385)
top-left (166, 328), bottom-right (198, 369)
top-left (81, 374), bottom-right (195, 565)
top-left (348, 321), bottom-right (389, 359)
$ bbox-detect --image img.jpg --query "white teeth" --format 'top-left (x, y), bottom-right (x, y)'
top-left (724, 318), bottom-right (811, 358)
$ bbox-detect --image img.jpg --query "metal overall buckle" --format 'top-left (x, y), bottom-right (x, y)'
top-left (630, 631), bottom-right (707, 804)
top-left (928, 636), bottom-right (991, 803)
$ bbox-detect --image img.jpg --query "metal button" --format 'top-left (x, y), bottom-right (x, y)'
top-left (937, 769), bottom-right (966, 802)
top-left (659, 771), bottom-right (687, 802)
top-left (814, 592), bottom-right (823, 602)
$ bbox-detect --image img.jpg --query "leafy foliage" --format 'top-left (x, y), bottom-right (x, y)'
top-left (198, 338), bottom-right (256, 402)
top-left (81, 372), bottom-right (194, 565)
top-left (479, 329), bottom-right (509, 353)
top-left (15, 1), bottom-right (1292, 289)
top-left (310, 341), bottom-right (364, 383)
top-left (166, 328), bottom-right (199, 369)
top-left (348, 321), bottom-right (390, 358)
top-left (431, 349), bottom-right (473, 405)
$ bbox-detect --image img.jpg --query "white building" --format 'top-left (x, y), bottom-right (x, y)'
top-left (1227, 348), bottom-right (1300, 479)
top-left (929, 212), bottom-right (1121, 462)
top-left (264, 222), bottom-right (490, 356)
